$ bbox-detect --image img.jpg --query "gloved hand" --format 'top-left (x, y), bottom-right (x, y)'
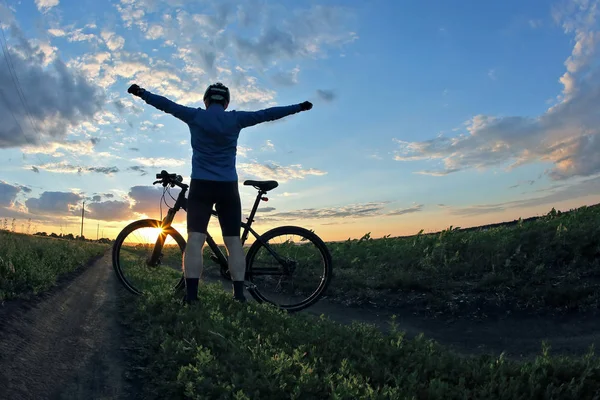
top-left (300, 101), bottom-right (313, 111)
top-left (127, 84), bottom-right (145, 97)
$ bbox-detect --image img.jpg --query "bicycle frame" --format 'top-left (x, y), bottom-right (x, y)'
top-left (149, 178), bottom-right (288, 274)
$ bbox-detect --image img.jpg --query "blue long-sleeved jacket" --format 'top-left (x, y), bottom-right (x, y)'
top-left (140, 91), bottom-right (303, 181)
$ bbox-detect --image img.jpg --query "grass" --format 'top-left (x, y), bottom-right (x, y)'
top-left (0, 230), bottom-right (109, 301)
top-left (119, 279), bottom-right (600, 399)
top-left (3, 207), bottom-right (600, 398)
top-left (319, 204), bottom-right (600, 317)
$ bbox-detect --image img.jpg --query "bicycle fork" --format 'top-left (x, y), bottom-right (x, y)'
top-left (147, 210), bottom-right (176, 267)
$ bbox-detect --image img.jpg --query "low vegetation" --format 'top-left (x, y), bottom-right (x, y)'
top-left (0, 231), bottom-right (108, 300)
top-left (310, 205), bottom-right (600, 317)
top-left (120, 279), bottom-right (600, 399)
top-left (2, 204), bottom-right (600, 398)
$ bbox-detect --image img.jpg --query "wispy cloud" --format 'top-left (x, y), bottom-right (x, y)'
top-left (35, 0), bottom-right (59, 13)
top-left (31, 161), bottom-right (119, 175)
top-left (316, 89), bottom-right (336, 102)
top-left (256, 202), bottom-right (424, 223)
top-left (445, 175), bottom-right (600, 217)
top-left (132, 157), bottom-right (186, 167)
top-left (238, 161), bottom-right (326, 182)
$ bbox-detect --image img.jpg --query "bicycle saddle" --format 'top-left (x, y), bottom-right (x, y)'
top-left (243, 180), bottom-right (279, 192)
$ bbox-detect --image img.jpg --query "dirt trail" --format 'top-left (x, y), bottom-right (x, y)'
top-left (206, 271), bottom-right (600, 361)
top-left (302, 298), bottom-right (600, 360)
top-left (0, 251), bottom-right (133, 400)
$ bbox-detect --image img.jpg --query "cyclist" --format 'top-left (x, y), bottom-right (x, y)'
top-left (127, 82), bottom-right (313, 304)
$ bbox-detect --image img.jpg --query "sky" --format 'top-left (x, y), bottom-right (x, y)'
top-left (0, 0), bottom-right (600, 243)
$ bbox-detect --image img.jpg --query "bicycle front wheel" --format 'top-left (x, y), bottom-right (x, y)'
top-left (245, 226), bottom-right (333, 312)
top-left (112, 219), bottom-right (185, 295)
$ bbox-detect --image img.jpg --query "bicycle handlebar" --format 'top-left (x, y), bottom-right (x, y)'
top-left (153, 170), bottom-right (185, 188)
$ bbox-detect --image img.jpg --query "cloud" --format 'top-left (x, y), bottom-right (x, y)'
top-left (128, 185), bottom-right (183, 219)
top-left (232, 5), bottom-right (357, 67)
top-left (256, 202), bottom-right (424, 223)
top-left (35, 0), bottom-right (59, 13)
top-left (48, 28), bottom-right (66, 37)
top-left (128, 165), bottom-right (148, 175)
top-left (21, 140), bottom-right (95, 156)
top-left (31, 166), bottom-right (39, 173)
top-left (387, 204), bottom-right (424, 216)
top-left (145, 25), bottom-right (164, 40)
top-left (105, 1), bottom-right (355, 108)
top-left (238, 161), bottom-right (327, 182)
top-left (394, 2), bottom-right (600, 181)
top-left (0, 24), bottom-right (105, 149)
top-left (91, 195), bottom-right (101, 202)
top-left (139, 120), bottom-right (165, 131)
top-left (261, 140), bottom-right (275, 152)
top-left (129, 147), bottom-right (139, 151)
top-left (0, 181), bottom-right (20, 207)
top-left (133, 157), bottom-right (186, 167)
top-left (32, 161), bottom-right (119, 175)
top-left (316, 89), bottom-right (336, 102)
top-left (86, 200), bottom-right (132, 222)
top-left (271, 67), bottom-right (300, 86)
top-left (509, 179), bottom-right (536, 189)
top-left (446, 175), bottom-right (600, 217)
top-left (100, 31), bottom-right (125, 52)
top-left (257, 207), bottom-right (276, 213)
top-left (25, 191), bottom-right (83, 215)
top-left (18, 185), bottom-right (32, 194)
top-left (88, 166), bottom-right (119, 174)
top-left (487, 69), bottom-right (497, 80)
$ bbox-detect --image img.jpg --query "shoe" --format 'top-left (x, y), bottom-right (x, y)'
top-left (181, 294), bottom-right (199, 305)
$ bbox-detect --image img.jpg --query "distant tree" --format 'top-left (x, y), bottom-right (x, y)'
top-left (11, 218), bottom-right (16, 232)
top-left (50, 233), bottom-right (58, 238)
top-left (64, 233), bottom-right (75, 240)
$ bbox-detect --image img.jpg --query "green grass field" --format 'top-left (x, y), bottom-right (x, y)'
top-left (0, 231), bottom-right (109, 301)
top-left (4, 204), bottom-right (600, 398)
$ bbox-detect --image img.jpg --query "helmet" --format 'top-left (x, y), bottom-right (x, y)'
top-left (203, 82), bottom-right (230, 105)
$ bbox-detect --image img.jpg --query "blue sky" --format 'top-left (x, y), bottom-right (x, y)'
top-left (0, 0), bottom-right (599, 241)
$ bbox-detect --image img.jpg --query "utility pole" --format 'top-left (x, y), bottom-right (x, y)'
top-left (80, 200), bottom-right (85, 239)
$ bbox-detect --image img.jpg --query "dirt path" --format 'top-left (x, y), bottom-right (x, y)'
top-left (302, 298), bottom-right (600, 360)
top-left (0, 251), bottom-right (133, 400)
top-left (206, 271), bottom-right (600, 361)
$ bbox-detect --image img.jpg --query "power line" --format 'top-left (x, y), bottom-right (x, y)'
top-left (0, 25), bottom-right (44, 168)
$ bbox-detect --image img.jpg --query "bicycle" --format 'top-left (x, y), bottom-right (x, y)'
top-left (111, 170), bottom-right (333, 312)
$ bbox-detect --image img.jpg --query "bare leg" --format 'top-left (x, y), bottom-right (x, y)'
top-left (223, 235), bottom-right (246, 300)
top-left (182, 232), bottom-right (206, 302)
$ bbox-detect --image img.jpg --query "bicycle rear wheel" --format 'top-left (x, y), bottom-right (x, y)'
top-left (112, 219), bottom-right (185, 295)
top-left (245, 226), bottom-right (332, 312)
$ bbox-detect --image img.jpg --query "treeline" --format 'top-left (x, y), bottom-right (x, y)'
top-left (31, 231), bottom-right (113, 244)
top-left (0, 217), bottom-right (112, 244)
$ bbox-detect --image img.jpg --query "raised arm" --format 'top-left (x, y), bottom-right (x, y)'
top-left (236, 101), bottom-right (313, 129)
top-left (127, 84), bottom-right (197, 123)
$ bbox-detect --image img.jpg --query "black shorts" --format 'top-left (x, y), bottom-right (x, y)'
top-left (187, 179), bottom-right (241, 237)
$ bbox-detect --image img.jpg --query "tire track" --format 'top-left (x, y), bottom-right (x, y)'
top-left (0, 251), bottom-right (133, 400)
